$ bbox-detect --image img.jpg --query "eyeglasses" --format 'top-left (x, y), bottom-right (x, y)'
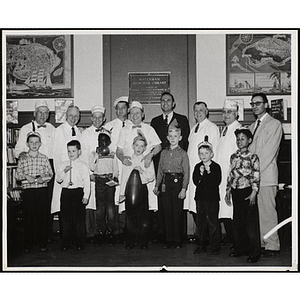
top-left (250, 101), bottom-right (264, 107)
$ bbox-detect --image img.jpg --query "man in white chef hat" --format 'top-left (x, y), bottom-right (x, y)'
top-left (214, 99), bottom-right (242, 248)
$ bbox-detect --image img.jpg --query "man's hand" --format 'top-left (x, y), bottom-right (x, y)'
top-left (141, 152), bottom-right (153, 168)
top-left (122, 156), bottom-right (132, 166)
top-left (19, 152), bottom-right (28, 160)
top-left (178, 189), bottom-right (186, 199)
top-left (82, 198), bottom-right (89, 205)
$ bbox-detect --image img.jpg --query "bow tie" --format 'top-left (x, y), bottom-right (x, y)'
top-left (132, 125), bottom-right (141, 129)
top-left (95, 127), bottom-right (103, 132)
top-left (37, 124), bottom-right (46, 128)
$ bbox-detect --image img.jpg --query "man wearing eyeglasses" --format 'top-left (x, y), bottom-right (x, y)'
top-left (248, 93), bottom-right (283, 258)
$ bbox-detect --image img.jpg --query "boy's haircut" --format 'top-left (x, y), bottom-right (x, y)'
top-left (26, 131), bottom-right (41, 143)
top-left (234, 127), bottom-right (253, 140)
top-left (168, 118), bottom-right (181, 135)
top-left (133, 130), bottom-right (147, 147)
top-left (67, 140), bottom-right (81, 150)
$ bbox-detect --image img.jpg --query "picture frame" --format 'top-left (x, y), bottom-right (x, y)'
top-left (226, 34), bottom-right (291, 96)
top-left (6, 35), bottom-right (73, 99)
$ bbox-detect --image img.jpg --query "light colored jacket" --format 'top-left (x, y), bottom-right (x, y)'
top-left (249, 113), bottom-right (283, 187)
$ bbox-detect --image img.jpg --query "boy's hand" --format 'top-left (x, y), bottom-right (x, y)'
top-left (199, 165), bottom-right (205, 175)
top-left (134, 166), bottom-right (144, 173)
top-left (178, 189), bottom-right (186, 199)
top-left (153, 186), bottom-right (160, 196)
top-left (245, 191), bottom-right (257, 206)
top-left (90, 174), bottom-right (95, 182)
top-left (64, 165), bottom-right (72, 173)
top-left (204, 164), bottom-right (211, 174)
top-left (25, 175), bottom-right (35, 183)
top-left (82, 197), bottom-right (89, 205)
top-left (19, 152), bottom-right (28, 160)
top-left (122, 156), bottom-right (132, 166)
top-left (118, 195), bottom-right (126, 204)
top-left (141, 153), bottom-right (152, 168)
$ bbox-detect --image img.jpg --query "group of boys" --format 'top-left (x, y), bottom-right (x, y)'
top-left (14, 92), bottom-right (283, 264)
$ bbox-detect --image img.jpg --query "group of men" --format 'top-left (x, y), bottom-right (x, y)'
top-left (13, 91), bottom-right (283, 257)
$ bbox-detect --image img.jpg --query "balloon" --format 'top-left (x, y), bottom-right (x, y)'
top-left (125, 169), bottom-right (143, 209)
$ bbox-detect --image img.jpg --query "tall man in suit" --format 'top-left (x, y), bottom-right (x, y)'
top-left (150, 92), bottom-right (190, 242)
top-left (248, 93), bottom-right (283, 257)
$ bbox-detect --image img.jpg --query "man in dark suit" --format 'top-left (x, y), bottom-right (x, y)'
top-left (150, 92), bottom-right (190, 243)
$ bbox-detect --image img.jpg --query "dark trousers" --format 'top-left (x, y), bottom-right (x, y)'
top-left (23, 187), bottom-right (48, 248)
top-left (232, 187), bottom-right (260, 256)
top-left (47, 159), bottom-right (55, 240)
top-left (196, 200), bottom-right (221, 251)
top-left (95, 176), bottom-right (116, 234)
top-left (125, 184), bottom-right (149, 245)
top-left (60, 188), bottom-right (86, 248)
top-left (162, 174), bottom-right (184, 244)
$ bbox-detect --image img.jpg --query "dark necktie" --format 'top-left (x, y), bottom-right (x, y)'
top-left (194, 123), bottom-right (199, 133)
top-left (37, 124), bottom-right (46, 128)
top-left (252, 120), bottom-right (261, 137)
top-left (71, 127), bottom-right (76, 136)
top-left (122, 121), bottom-right (125, 127)
top-left (222, 126), bottom-right (228, 137)
top-left (32, 121), bottom-right (36, 132)
top-left (132, 125), bottom-right (141, 129)
top-left (164, 115), bottom-right (168, 125)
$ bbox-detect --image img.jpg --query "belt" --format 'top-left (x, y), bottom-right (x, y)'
top-left (165, 173), bottom-right (183, 177)
top-left (94, 173), bottom-right (112, 179)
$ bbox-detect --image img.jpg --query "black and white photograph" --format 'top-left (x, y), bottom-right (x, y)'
top-left (1, 19), bottom-right (299, 300)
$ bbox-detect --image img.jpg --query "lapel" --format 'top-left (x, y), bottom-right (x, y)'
top-left (252, 114), bottom-right (270, 143)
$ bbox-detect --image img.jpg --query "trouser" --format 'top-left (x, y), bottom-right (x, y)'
top-left (162, 174), bottom-right (184, 244)
top-left (60, 188), bottom-right (86, 248)
top-left (85, 209), bottom-right (95, 238)
top-left (94, 176), bottom-right (116, 234)
top-left (232, 187), bottom-right (260, 256)
top-left (23, 187), bottom-right (48, 248)
top-left (196, 200), bottom-right (221, 251)
top-left (47, 159), bottom-right (55, 240)
top-left (125, 184), bottom-right (149, 245)
top-left (257, 186), bottom-right (280, 251)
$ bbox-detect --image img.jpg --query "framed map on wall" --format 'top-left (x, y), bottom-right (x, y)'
top-left (6, 35), bottom-right (73, 99)
top-left (226, 34), bottom-right (291, 96)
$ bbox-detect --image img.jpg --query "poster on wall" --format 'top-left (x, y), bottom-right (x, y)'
top-left (6, 35), bottom-right (73, 99)
top-left (226, 34), bottom-right (291, 96)
top-left (55, 99), bottom-right (74, 123)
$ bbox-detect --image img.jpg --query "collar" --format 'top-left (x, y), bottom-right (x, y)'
top-left (163, 111), bottom-right (174, 123)
top-left (27, 151), bottom-right (41, 158)
top-left (168, 145), bottom-right (182, 151)
top-left (257, 112), bottom-right (268, 123)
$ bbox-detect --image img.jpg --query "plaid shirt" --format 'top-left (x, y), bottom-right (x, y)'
top-left (15, 152), bottom-right (53, 189)
top-left (226, 149), bottom-right (260, 193)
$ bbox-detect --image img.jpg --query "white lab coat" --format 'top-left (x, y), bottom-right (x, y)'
top-left (214, 120), bottom-right (241, 219)
top-left (184, 118), bottom-right (219, 213)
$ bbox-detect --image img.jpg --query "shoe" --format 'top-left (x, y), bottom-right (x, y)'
top-left (247, 255), bottom-right (260, 263)
top-left (47, 238), bottom-right (57, 244)
top-left (175, 243), bottom-right (182, 249)
top-left (23, 247), bottom-right (31, 253)
top-left (77, 246), bottom-right (83, 251)
top-left (107, 233), bottom-right (115, 246)
top-left (260, 250), bottom-right (280, 258)
top-left (86, 237), bottom-right (94, 244)
top-left (125, 244), bottom-right (134, 250)
top-left (193, 246), bottom-right (207, 254)
top-left (61, 246), bottom-right (68, 251)
top-left (163, 242), bottom-right (173, 249)
top-left (212, 250), bottom-right (220, 255)
top-left (94, 233), bottom-right (104, 246)
top-left (39, 244), bottom-right (47, 252)
top-left (229, 251), bottom-right (247, 257)
top-left (140, 244), bottom-right (148, 250)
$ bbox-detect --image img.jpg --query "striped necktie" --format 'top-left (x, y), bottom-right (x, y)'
top-left (252, 120), bottom-right (261, 137)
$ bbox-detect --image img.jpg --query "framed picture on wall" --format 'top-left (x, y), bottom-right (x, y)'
top-left (226, 34), bottom-right (291, 96)
top-left (6, 35), bottom-right (73, 99)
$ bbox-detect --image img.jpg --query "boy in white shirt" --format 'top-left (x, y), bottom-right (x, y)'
top-left (119, 131), bottom-right (155, 250)
top-left (56, 140), bottom-right (90, 251)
